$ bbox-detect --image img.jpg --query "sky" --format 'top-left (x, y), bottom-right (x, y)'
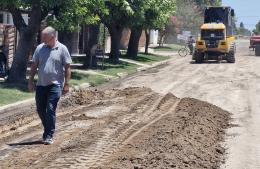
top-left (222, 0), bottom-right (260, 31)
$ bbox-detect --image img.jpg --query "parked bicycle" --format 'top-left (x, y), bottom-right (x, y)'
top-left (178, 43), bottom-right (195, 57)
top-left (178, 45), bottom-right (190, 57)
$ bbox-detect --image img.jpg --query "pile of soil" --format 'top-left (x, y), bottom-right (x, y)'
top-left (0, 87), bottom-right (231, 169)
top-left (100, 98), bottom-right (231, 169)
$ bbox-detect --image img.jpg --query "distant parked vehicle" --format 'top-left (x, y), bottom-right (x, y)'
top-left (249, 35), bottom-right (260, 56)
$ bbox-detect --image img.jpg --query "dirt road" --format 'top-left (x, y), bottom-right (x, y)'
top-left (117, 39), bottom-right (260, 169)
top-left (0, 39), bottom-right (257, 169)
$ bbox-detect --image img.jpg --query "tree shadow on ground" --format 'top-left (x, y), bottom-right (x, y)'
top-left (190, 61), bottom-right (232, 64)
top-left (150, 46), bottom-right (172, 50)
top-left (120, 54), bottom-right (154, 63)
top-left (0, 81), bottom-right (29, 92)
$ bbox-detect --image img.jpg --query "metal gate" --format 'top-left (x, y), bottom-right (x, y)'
top-left (0, 24), bottom-right (16, 77)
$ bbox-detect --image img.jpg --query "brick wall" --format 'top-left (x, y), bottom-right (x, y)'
top-left (120, 28), bottom-right (146, 49)
top-left (0, 24), bottom-right (16, 69)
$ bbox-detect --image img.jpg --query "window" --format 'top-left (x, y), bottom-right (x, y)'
top-left (201, 30), bottom-right (225, 40)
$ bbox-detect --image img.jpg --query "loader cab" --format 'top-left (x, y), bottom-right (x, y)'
top-left (204, 6), bottom-right (234, 36)
top-left (201, 29), bottom-right (225, 41)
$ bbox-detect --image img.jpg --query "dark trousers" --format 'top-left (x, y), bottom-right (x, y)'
top-left (36, 84), bottom-right (62, 139)
top-left (188, 44), bottom-right (193, 54)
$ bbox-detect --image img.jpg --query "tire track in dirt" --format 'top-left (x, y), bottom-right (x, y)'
top-left (31, 93), bottom-right (179, 169)
top-left (0, 54), bottom-right (233, 169)
top-left (98, 98), bottom-right (231, 169)
top-left (0, 88), bottom-right (177, 169)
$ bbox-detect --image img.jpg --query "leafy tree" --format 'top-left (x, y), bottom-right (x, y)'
top-left (125, 0), bottom-right (146, 58)
top-left (171, 0), bottom-right (203, 38)
top-left (143, 0), bottom-right (176, 53)
top-left (194, 0), bottom-right (222, 9)
top-left (238, 22), bottom-right (251, 36)
top-left (253, 21), bottom-right (260, 35)
top-left (94, 0), bottom-right (134, 64)
top-left (0, 0), bottom-right (96, 82)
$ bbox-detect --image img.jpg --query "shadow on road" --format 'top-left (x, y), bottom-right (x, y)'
top-left (189, 61), bottom-right (231, 64)
top-left (8, 140), bottom-right (43, 146)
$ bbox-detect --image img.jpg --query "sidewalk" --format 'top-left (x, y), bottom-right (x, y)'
top-left (0, 51), bottom-right (178, 111)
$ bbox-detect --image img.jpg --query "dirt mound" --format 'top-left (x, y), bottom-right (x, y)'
top-left (59, 89), bottom-right (105, 107)
top-left (157, 93), bottom-right (178, 110)
top-left (60, 87), bottom-right (153, 108)
top-left (0, 87), bottom-right (231, 169)
top-left (100, 98), bottom-right (231, 169)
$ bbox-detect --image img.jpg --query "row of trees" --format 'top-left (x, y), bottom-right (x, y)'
top-left (253, 21), bottom-right (260, 35)
top-left (236, 22), bottom-right (251, 36)
top-left (0, 0), bottom-right (221, 83)
top-left (0, 0), bottom-right (176, 82)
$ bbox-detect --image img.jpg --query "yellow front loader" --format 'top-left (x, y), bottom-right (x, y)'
top-left (193, 6), bottom-right (236, 63)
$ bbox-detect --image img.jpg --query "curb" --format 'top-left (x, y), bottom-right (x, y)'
top-left (137, 58), bottom-right (174, 72)
top-left (0, 58), bottom-right (174, 112)
top-left (0, 98), bottom-right (35, 113)
top-left (0, 83), bottom-right (92, 114)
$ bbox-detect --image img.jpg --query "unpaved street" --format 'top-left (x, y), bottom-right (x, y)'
top-left (0, 40), bottom-right (259, 169)
top-left (117, 40), bottom-right (260, 169)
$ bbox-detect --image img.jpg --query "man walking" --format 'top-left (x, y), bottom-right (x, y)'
top-left (28, 26), bottom-right (72, 145)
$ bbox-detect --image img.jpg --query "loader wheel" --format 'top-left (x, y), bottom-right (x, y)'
top-left (255, 44), bottom-right (260, 56)
top-left (227, 51), bottom-right (235, 63)
top-left (194, 52), bottom-right (203, 63)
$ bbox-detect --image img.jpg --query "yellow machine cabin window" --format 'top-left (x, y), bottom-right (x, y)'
top-left (201, 30), bottom-right (225, 40)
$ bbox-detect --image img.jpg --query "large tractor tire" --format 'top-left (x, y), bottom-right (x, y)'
top-left (255, 44), bottom-right (260, 56)
top-left (194, 51), bottom-right (203, 63)
top-left (227, 51), bottom-right (235, 63)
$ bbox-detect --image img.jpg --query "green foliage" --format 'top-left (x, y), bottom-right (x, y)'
top-left (237, 22), bottom-right (251, 36)
top-left (174, 0), bottom-right (203, 35)
top-left (121, 52), bottom-right (170, 64)
top-left (253, 21), bottom-right (260, 35)
top-left (0, 0), bottom-right (177, 33)
top-left (0, 82), bottom-right (33, 106)
top-left (98, 60), bottom-right (139, 76)
top-left (47, 0), bottom-right (100, 31)
top-left (70, 72), bottom-right (107, 87)
top-left (194, 0), bottom-right (222, 9)
top-left (96, 0), bottom-right (134, 27)
top-left (144, 0), bottom-right (176, 30)
top-left (0, 0), bottom-right (102, 32)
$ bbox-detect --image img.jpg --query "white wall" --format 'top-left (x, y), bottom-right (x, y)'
top-left (150, 30), bottom-right (159, 45)
top-left (0, 11), bottom-right (28, 25)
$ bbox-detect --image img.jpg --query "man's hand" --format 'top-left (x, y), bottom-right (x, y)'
top-left (28, 80), bottom-right (34, 92)
top-left (63, 83), bottom-right (69, 95)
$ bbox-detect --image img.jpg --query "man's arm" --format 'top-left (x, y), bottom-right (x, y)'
top-left (28, 62), bottom-right (38, 92)
top-left (63, 64), bottom-right (71, 95)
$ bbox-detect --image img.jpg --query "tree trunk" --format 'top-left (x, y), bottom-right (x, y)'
top-left (7, 5), bottom-right (42, 83)
top-left (83, 24), bottom-right (100, 68)
top-left (126, 27), bottom-right (142, 58)
top-left (7, 29), bottom-right (37, 83)
top-left (158, 30), bottom-right (165, 47)
top-left (145, 29), bottom-right (150, 54)
top-left (107, 25), bottom-right (123, 64)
